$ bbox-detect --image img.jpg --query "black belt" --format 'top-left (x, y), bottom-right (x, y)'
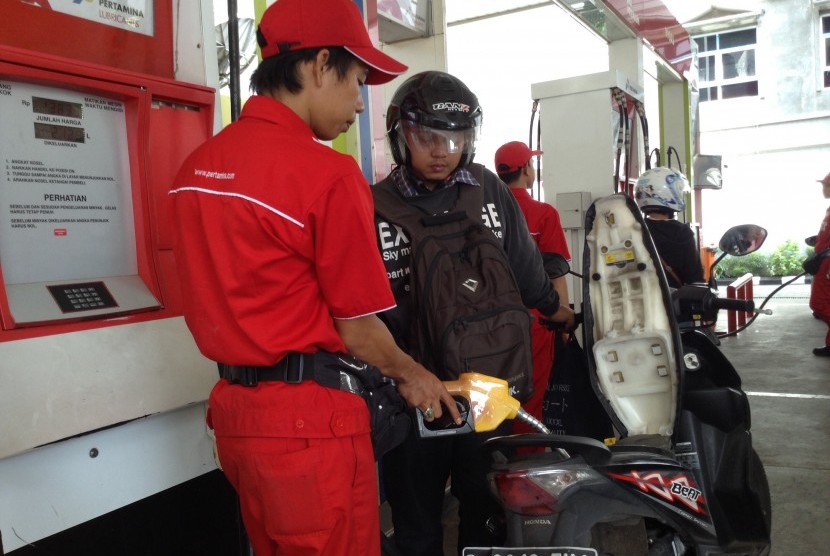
top-left (220, 352), bottom-right (316, 387)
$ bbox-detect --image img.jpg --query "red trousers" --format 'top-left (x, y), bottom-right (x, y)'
top-left (513, 318), bottom-right (554, 435)
top-left (209, 380), bottom-right (379, 556)
top-left (810, 268), bottom-right (830, 347)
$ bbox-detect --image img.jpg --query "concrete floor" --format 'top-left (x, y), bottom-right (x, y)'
top-left (416, 282), bottom-right (830, 556)
top-left (715, 283), bottom-right (830, 555)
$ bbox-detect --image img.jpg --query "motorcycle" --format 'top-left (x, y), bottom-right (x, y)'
top-left (433, 194), bottom-right (772, 556)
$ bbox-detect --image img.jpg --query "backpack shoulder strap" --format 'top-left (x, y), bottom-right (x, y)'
top-left (659, 255), bottom-right (684, 286)
top-left (454, 163), bottom-right (485, 219)
top-left (372, 176), bottom-right (426, 234)
top-left (373, 170), bottom-right (484, 232)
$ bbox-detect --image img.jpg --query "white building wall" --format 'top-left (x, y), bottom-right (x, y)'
top-left (694, 0), bottom-right (830, 250)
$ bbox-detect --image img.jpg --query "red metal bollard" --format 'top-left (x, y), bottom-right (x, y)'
top-left (726, 273), bottom-right (754, 334)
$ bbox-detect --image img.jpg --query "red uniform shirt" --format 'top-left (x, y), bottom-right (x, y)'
top-left (170, 95), bottom-right (395, 366)
top-left (814, 207), bottom-right (830, 256)
top-left (509, 187), bottom-right (571, 259)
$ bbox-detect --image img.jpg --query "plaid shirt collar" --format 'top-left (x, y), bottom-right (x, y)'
top-left (390, 165), bottom-right (480, 198)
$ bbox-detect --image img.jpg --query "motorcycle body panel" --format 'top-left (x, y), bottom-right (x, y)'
top-left (491, 446), bottom-right (719, 550)
top-left (675, 331), bottom-right (771, 552)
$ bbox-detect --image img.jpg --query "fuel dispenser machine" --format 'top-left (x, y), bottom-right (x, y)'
top-left (0, 2), bottom-right (224, 551)
top-left (531, 70), bottom-right (646, 306)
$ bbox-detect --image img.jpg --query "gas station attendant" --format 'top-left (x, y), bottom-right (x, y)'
top-left (169, 0), bottom-right (459, 554)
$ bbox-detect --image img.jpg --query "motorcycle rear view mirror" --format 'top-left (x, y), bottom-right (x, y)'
top-left (718, 224), bottom-right (768, 256)
top-left (543, 252), bottom-right (571, 278)
top-left (708, 224), bottom-right (768, 288)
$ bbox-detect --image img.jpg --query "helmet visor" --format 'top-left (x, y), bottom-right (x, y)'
top-left (401, 120), bottom-right (475, 154)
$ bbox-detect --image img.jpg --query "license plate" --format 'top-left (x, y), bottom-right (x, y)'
top-left (463, 547), bottom-right (598, 556)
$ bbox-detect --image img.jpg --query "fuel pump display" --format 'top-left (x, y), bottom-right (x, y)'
top-left (0, 79), bottom-right (160, 326)
top-left (0, 3), bottom-right (225, 552)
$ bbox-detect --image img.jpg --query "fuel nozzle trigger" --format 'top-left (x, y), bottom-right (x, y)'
top-left (415, 395), bottom-right (474, 438)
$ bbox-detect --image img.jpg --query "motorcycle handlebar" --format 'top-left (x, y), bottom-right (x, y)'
top-left (674, 284), bottom-right (764, 329)
top-left (712, 296), bottom-right (755, 313)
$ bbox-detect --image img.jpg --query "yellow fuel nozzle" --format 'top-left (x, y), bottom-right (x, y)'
top-left (443, 372), bottom-right (522, 432)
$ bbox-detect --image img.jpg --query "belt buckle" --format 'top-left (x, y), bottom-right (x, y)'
top-left (282, 353), bottom-right (305, 384)
top-left (240, 366), bottom-right (258, 387)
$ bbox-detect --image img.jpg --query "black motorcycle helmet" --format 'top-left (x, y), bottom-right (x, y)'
top-left (386, 71), bottom-right (483, 167)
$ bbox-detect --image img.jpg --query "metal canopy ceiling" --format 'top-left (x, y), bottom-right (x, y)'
top-left (447, 0), bottom-right (634, 42)
top-left (446, 0), bottom-right (692, 74)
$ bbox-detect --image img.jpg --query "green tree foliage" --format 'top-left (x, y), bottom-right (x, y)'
top-left (716, 240), bottom-right (810, 278)
top-left (716, 251), bottom-right (771, 278)
top-left (768, 240), bottom-right (808, 276)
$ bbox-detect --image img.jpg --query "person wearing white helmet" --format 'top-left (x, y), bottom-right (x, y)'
top-left (634, 167), bottom-right (704, 288)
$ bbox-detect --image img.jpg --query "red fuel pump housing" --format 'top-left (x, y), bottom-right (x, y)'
top-left (0, 0), bottom-right (175, 78)
top-left (0, 44), bottom-right (214, 342)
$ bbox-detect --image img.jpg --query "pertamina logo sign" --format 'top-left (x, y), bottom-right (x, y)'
top-left (44, 0), bottom-right (155, 37)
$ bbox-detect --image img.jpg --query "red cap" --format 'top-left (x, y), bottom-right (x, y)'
top-left (257, 0), bottom-right (407, 85)
top-left (495, 141), bottom-right (543, 174)
top-left (818, 172), bottom-right (830, 185)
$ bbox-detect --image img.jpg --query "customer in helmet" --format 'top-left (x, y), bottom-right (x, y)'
top-left (372, 71), bottom-right (575, 556)
top-left (634, 167), bottom-right (704, 287)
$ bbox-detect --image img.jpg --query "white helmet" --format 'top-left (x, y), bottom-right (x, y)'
top-left (634, 167), bottom-right (690, 213)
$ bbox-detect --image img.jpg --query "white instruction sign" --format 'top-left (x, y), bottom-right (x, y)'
top-left (0, 80), bottom-right (137, 285)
